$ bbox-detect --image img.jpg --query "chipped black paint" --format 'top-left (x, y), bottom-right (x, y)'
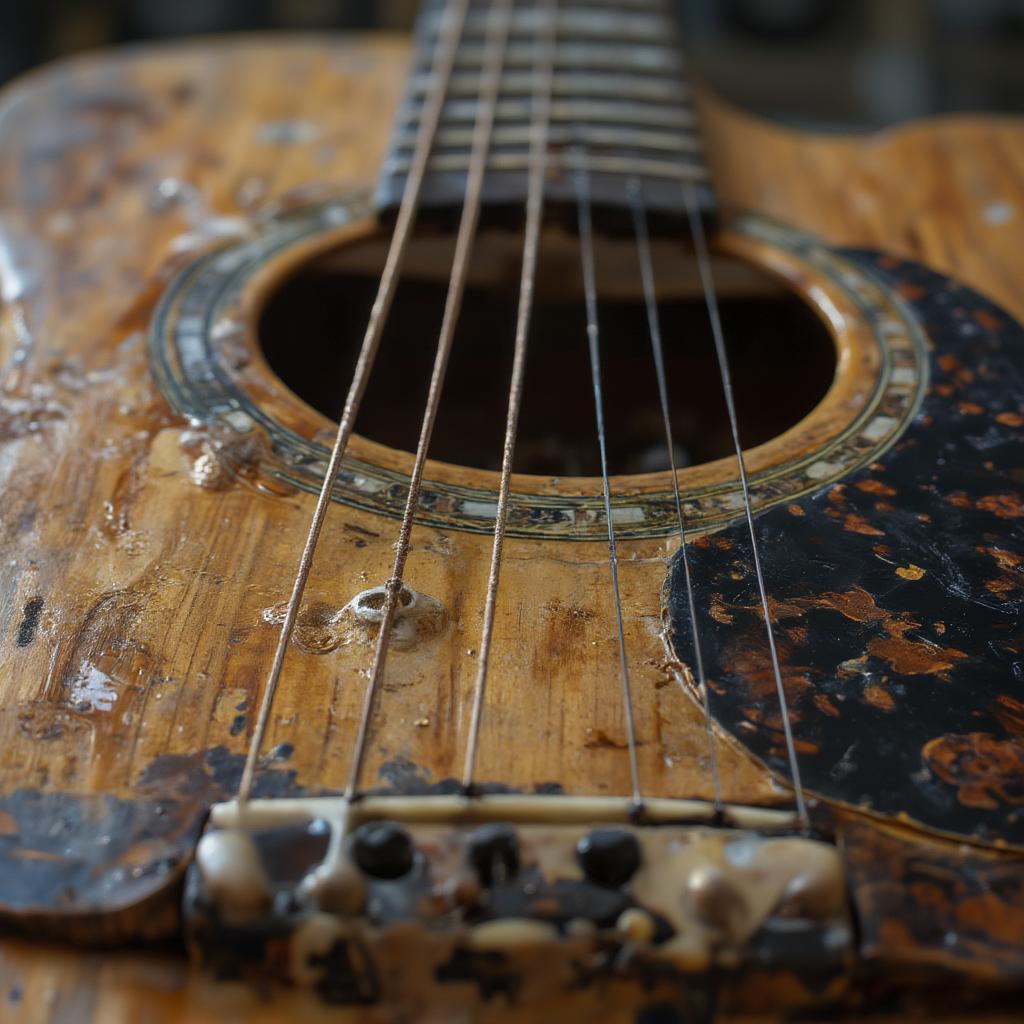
top-left (0, 745), bottom-right (311, 934)
top-left (14, 597), bottom-right (43, 648)
top-left (0, 789), bottom-right (185, 911)
top-left (667, 253), bottom-right (1024, 847)
top-left (372, 755), bottom-right (564, 797)
top-left (138, 743), bottom-right (303, 800)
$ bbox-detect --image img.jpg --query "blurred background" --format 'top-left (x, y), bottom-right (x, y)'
top-left (0, 0), bottom-right (1021, 130)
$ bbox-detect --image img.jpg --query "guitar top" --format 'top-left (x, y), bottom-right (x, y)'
top-left (0, 2), bottom-right (1022, 1021)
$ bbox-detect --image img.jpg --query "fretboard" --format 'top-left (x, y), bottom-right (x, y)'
top-left (376, 0), bottom-right (714, 221)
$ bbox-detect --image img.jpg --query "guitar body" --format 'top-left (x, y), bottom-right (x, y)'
top-left (0, 32), bottom-right (1021, 1022)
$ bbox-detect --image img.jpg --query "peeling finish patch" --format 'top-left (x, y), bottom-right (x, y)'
top-left (68, 662), bottom-right (119, 712)
top-left (895, 564), bottom-right (925, 581)
top-left (666, 253), bottom-right (1024, 847)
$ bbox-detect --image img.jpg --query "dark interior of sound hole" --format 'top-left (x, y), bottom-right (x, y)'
top-left (258, 229), bottom-right (836, 476)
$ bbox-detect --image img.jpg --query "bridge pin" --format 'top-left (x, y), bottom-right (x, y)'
top-left (350, 821), bottom-right (415, 880)
top-left (467, 823), bottom-right (520, 886)
top-left (576, 828), bottom-right (642, 888)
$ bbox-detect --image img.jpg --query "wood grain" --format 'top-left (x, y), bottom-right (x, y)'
top-left (0, 32), bottom-right (1022, 1022)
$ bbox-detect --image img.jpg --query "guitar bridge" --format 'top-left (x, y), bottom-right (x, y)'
top-left (184, 795), bottom-right (853, 1016)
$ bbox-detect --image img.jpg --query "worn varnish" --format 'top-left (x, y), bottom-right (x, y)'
top-left (0, 31), bottom-right (1022, 1022)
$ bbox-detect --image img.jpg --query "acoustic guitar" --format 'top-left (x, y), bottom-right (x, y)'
top-left (0, 1), bottom-right (1021, 1020)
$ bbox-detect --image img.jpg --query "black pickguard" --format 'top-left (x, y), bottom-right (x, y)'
top-left (666, 252), bottom-right (1024, 846)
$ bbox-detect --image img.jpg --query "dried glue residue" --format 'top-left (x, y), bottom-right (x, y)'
top-left (343, 584), bottom-right (446, 650)
top-left (262, 601), bottom-right (348, 655)
top-left (261, 586), bottom-right (446, 655)
top-left (180, 423), bottom-right (261, 490)
top-left (179, 422), bottom-right (295, 495)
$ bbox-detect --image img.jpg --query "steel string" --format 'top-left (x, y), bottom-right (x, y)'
top-left (627, 177), bottom-right (722, 812)
top-left (681, 183), bottom-right (810, 829)
top-left (461, 0), bottom-right (559, 792)
top-left (237, 0), bottom-right (470, 804)
top-left (344, 0), bottom-right (515, 801)
top-left (574, 150), bottom-right (643, 810)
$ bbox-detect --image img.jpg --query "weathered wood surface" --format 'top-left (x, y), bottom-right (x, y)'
top-left (0, 31), bottom-right (1022, 1022)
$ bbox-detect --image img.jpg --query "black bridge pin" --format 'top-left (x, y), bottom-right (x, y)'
top-left (576, 828), bottom-right (642, 888)
top-left (351, 821), bottom-right (415, 880)
top-left (467, 824), bottom-right (520, 886)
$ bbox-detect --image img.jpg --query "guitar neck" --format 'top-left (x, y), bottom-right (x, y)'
top-left (375, 0), bottom-right (716, 221)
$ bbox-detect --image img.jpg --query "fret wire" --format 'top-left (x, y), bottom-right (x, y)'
top-left (627, 177), bottom-right (722, 811)
top-left (408, 70), bottom-right (689, 102)
top-left (435, 41), bottom-right (683, 74)
top-left (575, 149), bottom-right (643, 810)
top-left (399, 97), bottom-right (696, 131)
top-left (383, 152), bottom-right (710, 184)
top-left (682, 182), bottom-right (811, 830)
top-left (344, 0), bottom-right (514, 801)
top-left (235, 0), bottom-right (470, 805)
top-left (462, 0), bottom-right (559, 793)
top-left (392, 123), bottom-right (702, 156)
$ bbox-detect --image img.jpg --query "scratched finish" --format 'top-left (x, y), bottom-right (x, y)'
top-left (1, 29), bottom-right (1024, 1018)
top-left (668, 253), bottom-right (1024, 847)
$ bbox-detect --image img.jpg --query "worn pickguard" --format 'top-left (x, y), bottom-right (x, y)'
top-left (667, 252), bottom-right (1024, 847)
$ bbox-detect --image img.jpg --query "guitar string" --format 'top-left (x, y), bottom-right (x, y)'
top-left (574, 149), bottom-right (643, 810)
top-left (344, 0), bottom-right (515, 801)
top-left (461, 0), bottom-right (559, 793)
top-left (626, 177), bottom-right (722, 812)
top-left (237, 2), bottom-right (796, 820)
top-left (681, 182), bottom-right (810, 829)
top-left (237, 0), bottom-right (469, 804)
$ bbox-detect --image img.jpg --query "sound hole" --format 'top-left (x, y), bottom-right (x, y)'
top-left (258, 228), bottom-right (835, 477)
